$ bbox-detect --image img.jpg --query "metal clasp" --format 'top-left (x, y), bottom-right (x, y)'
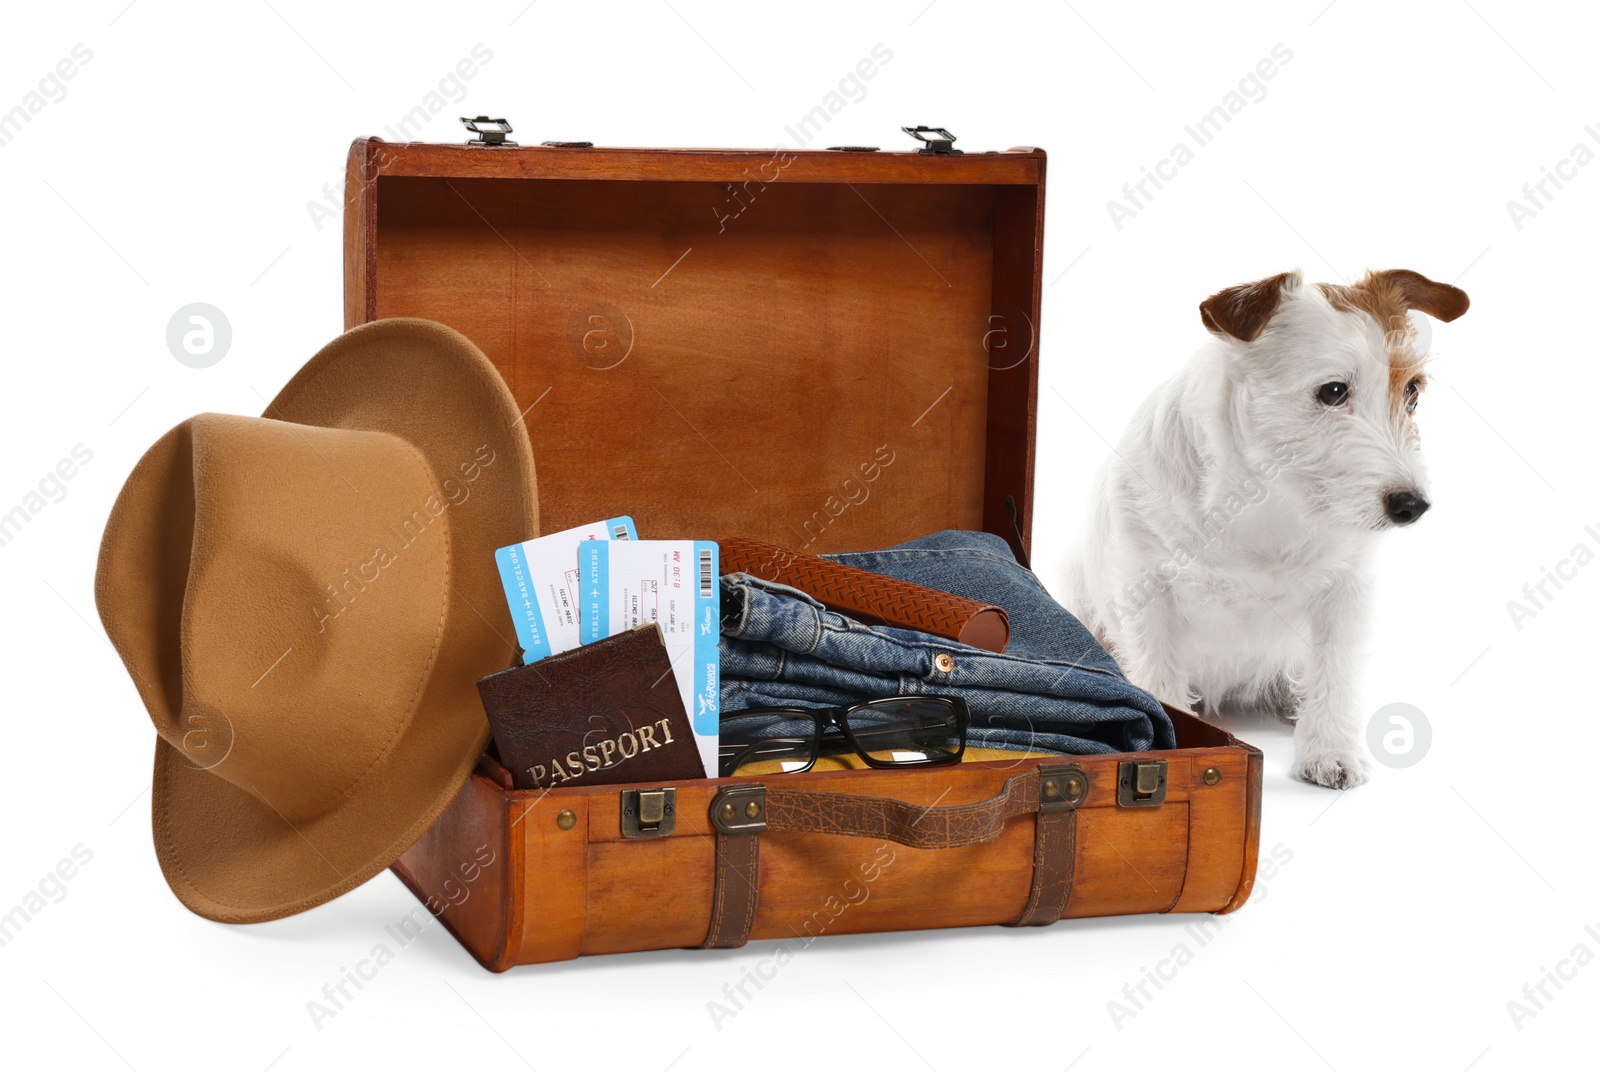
top-left (709, 785), bottom-right (768, 834)
top-left (461, 116), bottom-right (517, 147)
top-left (901, 125), bottom-right (963, 155)
top-left (620, 787), bottom-right (676, 838)
top-left (1038, 763), bottom-right (1088, 811)
top-left (1117, 761), bottom-right (1168, 808)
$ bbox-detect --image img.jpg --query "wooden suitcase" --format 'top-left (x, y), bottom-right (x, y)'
top-left (341, 125), bottom-right (1264, 970)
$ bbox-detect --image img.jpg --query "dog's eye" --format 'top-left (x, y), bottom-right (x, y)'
top-left (1316, 382), bottom-right (1349, 407)
top-left (1405, 378), bottom-right (1420, 414)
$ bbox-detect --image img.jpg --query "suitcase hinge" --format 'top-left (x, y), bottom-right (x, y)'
top-left (1117, 761), bottom-right (1168, 808)
top-left (461, 116), bottom-right (518, 147)
top-left (620, 787), bottom-right (677, 838)
top-left (902, 125), bottom-right (963, 155)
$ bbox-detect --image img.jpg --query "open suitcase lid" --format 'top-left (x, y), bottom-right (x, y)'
top-left (344, 126), bottom-right (1045, 559)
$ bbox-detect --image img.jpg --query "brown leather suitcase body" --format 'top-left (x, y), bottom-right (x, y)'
top-left (342, 127), bottom-right (1264, 970)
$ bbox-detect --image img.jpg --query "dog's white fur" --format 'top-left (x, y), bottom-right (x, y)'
top-left (1063, 269), bottom-right (1467, 788)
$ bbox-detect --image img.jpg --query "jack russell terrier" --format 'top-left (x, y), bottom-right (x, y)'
top-left (1064, 269), bottom-right (1469, 788)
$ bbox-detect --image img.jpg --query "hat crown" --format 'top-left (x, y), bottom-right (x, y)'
top-left (165, 414), bottom-right (452, 823)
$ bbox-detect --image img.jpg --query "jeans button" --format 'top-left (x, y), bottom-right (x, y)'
top-left (934, 652), bottom-right (955, 673)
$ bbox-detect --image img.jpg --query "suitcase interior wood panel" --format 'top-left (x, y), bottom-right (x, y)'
top-left (357, 146), bottom-right (1042, 556)
top-left (374, 176), bottom-right (993, 550)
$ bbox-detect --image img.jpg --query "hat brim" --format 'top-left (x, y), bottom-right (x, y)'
top-left (150, 318), bottom-right (537, 923)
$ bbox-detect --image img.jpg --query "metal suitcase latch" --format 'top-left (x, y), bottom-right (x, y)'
top-left (620, 787), bottom-right (676, 838)
top-left (461, 116), bottom-right (517, 147)
top-left (901, 125), bottom-right (963, 155)
top-left (1117, 761), bottom-right (1168, 808)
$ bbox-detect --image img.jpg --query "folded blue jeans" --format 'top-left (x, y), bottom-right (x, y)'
top-left (719, 530), bottom-right (1175, 756)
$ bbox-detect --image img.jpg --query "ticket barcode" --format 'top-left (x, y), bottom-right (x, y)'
top-left (698, 549), bottom-right (714, 598)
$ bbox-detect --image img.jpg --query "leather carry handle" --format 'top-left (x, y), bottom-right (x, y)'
top-left (698, 764), bottom-right (1087, 948)
top-left (763, 769), bottom-right (1044, 850)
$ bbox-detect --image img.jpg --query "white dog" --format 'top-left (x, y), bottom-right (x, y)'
top-left (1063, 269), bottom-right (1468, 788)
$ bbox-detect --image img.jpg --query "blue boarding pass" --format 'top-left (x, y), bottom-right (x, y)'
top-left (580, 539), bottom-right (720, 778)
top-left (495, 516), bottom-right (637, 663)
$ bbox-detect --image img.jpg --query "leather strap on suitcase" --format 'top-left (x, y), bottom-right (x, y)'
top-left (700, 763), bottom-right (1087, 948)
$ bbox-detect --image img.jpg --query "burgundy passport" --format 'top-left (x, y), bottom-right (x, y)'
top-left (476, 624), bottom-right (704, 791)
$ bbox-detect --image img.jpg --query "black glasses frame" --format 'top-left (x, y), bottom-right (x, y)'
top-left (718, 696), bottom-right (969, 778)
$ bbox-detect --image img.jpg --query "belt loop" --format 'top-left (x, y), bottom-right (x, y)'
top-left (700, 785), bottom-right (767, 949)
top-left (1008, 764), bottom-right (1085, 927)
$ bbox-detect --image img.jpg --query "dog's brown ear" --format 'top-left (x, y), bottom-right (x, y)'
top-left (1199, 271), bottom-right (1299, 342)
top-left (1369, 269), bottom-right (1470, 322)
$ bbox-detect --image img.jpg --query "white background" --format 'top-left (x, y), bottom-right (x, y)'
top-left (2, 1), bottom-right (1596, 1069)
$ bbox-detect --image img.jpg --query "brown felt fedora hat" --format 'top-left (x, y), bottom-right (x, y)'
top-left (96, 318), bottom-right (538, 923)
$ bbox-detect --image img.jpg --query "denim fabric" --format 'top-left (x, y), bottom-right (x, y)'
top-left (719, 530), bottom-right (1175, 755)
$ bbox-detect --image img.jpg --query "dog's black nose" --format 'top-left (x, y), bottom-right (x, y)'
top-left (1385, 491), bottom-right (1430, 525)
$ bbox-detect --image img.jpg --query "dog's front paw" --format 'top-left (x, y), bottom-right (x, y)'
top-left (1294, 749), bottom-right (1370, 790)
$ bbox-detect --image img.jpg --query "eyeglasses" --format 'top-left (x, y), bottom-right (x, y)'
top-left (718, 696), bottom-right (968, 778)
